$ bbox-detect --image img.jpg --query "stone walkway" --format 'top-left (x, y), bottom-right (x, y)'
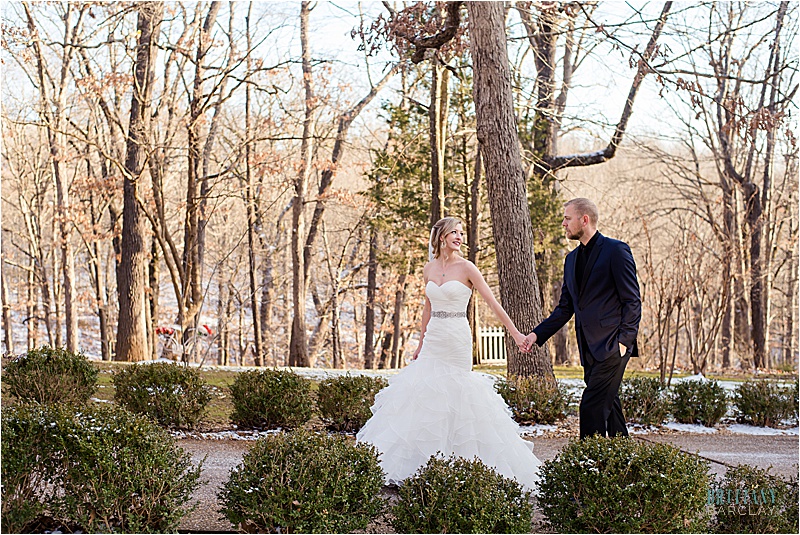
top-left (176, 430), bottom-right (799, 533)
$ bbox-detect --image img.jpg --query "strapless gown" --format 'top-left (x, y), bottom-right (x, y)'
top-left (356, 280), bottom-right (541, 491)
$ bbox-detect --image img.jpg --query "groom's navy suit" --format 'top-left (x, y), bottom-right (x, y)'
top-left (533, 232), bottom-right (641, 438)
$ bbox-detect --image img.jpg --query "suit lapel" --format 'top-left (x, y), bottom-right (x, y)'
top-left (566, 247), bottom-right (579, 299)
top-left (579, 232), bottom-right (604, 295)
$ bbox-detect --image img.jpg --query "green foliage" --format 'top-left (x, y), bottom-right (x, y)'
top-left (229, 369), bottom-right (314, 429)
top-left (670, 379), bottom-right (728, 427)
top-left (712, 464), bottom-right (799, 534)
top-left (1, 404), bottom-right (57, 533)
top-left (733, 380), bottom-right (798, 427)
top-left (2, 346), bottom-right (98, 405)
top-left (218, 429), bottom-right (384, 533)
top-left (538, 435), bottom-right (711, 533)
top-left (1, 403), bottom-right (201, 534)
top-left (316, 374), bottom-right (387, 432)
top-left (391, 455), bottom-right (534, 534)
top-left (364, 102), bottom-right (431, 250)
top-left (495, 376), bottom-right (573, 425)
top-left (620, 376), bottom-right (670, 426)
top-left (113, 362), bottom-right (211, 429)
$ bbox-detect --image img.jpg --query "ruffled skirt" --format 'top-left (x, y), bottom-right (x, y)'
top-left (356, 319), bottom-right (541, 491)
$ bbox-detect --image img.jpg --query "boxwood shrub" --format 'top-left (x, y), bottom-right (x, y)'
top-left (670, 379), bottom-right (728, 427)
top-left (712, 464), bottom-right (799, 534)
top-left (1, 403), bottom-right (201, 534)
top-left (538, 436), bottom-right (711, 533)
top-left (113, 362), bottom-right (211, 429)
top-left (229, 369), bottom-right (313, 429)
top-left (1, 404), bottom-right (58, 533)
top-left (316, 374), bottom-right (387, 432)
top-left (733, 380), bottom-right (797, 428)
top-left (2, 346), bottom-right (98, 405)
top-left (391, 455), bottom-right (534, 534)
top-left (620, 376), bottom-right (670, 426)
top-left (495, 375), bottom-right (573, 425)
top-left (218, 429), bottom-right (383, 533)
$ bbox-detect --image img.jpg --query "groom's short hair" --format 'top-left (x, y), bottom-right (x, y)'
top-left (565, 198), bottom-right (599, 226)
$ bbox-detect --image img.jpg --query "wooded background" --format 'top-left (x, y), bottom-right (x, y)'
top-left (1, 1), bottom-right (797, 379)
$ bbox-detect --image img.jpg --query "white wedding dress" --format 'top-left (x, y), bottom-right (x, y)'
top-left (356, 280), bottom-right (541, 491)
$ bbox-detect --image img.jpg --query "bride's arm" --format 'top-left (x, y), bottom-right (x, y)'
top-left (466, 262), bottom-right (526, 348)
top-left (413, 297), bottom-right (432, 360)
top-left (413, 264), bottom-right (433, 360)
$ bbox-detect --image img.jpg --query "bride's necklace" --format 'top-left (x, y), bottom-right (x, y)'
top-left (440, 257), bottom-right (453, 278)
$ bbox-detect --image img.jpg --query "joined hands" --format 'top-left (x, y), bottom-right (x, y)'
top-left (517, 332), bottom-right (537, 353)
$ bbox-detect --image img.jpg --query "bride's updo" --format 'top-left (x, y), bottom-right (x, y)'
top-left (430, 217), bottom-right (463, 259)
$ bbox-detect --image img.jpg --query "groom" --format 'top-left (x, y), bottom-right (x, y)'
top-left (523, 198), bottom-right (641, 438)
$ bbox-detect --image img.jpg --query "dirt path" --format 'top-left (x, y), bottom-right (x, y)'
top-left (176, 431), bottom-right (798, 533)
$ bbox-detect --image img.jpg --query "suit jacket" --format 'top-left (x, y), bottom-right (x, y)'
top-left (533, 232), bottom-right (641, 364)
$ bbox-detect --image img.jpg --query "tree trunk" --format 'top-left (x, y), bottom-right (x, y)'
top-left (784, 246), bottom-right (797, 367)
top-left (245, 3), bottom-right (264, 366)
top-left (23, 3), bottom-right (82, 352)
top-left (1, 257), bottom-right (13, 355)
top-left (181, 1), bottom-right (221, 349)
top-left (217, 269), bottom-right (231, 366)
top-left (364, 225), bottom-right (378, 369)
top-left (261, 250), bottom-right (276, 366)
top-left (757, 2), bottom-right (787, 370)
top-left (468, 148), bottom-right (482, 365)
top-left (720, 183), bottom-right (736, 368)
top-left (116, 2), bottom-right (163, 362)
top-left (148, 236), bottom-right (160, 360)
top-left (88, 195), bottom-right (112, 362)
top-left (289, 1), bottom-right (316, 367)
top-left (26, 258), bottom-right (38, 351)
top-left (467, 1), bottom-right (552, 378)
top-left (429, 59), bottom-right (448, 226)
top-left (390, 268), bottom-right (409, 369)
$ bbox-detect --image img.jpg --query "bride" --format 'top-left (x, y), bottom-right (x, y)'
top-left (356, 217), bottom-right (542, 491)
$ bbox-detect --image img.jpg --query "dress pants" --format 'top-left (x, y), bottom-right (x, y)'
top-left (579, 340), bottom-right (630, 438)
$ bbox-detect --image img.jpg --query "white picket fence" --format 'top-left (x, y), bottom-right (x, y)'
top-left (479, 326), bottom-right (507, 364)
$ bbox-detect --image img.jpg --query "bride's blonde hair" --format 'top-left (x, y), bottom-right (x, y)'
top-left (430, 217), bottom-right (463, 259)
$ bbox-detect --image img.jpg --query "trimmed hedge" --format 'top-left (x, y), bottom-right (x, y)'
top-left (2, 347), bottom-right (98, 405)
top-left (620, 376), bottom-right (670, 426)
top-left (1, 403), bottom-right (201, 534)
top-left (316, 374), bottom-right (387, 432)
top-left (495, 375), bottom-right (573, 425)
top-left (538, 435), bottom-right (711, 533)
top-left (229, 369), bottom-right (314, 429)
top-left (733, 380), bottom-right (797, 428)
top-left (113, 362), bottom-right (211, 429)
top-left (218, 429), bottom-right (383, 533)
top-left (671, 379), bottom-right (728, 427)
top-left (392, 454), bottom-right (534, 534)
top-left (712, 464), bottom-right (799, 534)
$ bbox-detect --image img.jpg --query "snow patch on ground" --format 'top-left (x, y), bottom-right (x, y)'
top-left (518, 424), bottom-right (558, 437)
top-left (629, 424), bottom-right (661, 435)
top-left (172, 429), bottom-right (283, 441)
top-left (724, 424), bottom-right (799, 436)
top-left (663, 422), bottom-right (719, 434)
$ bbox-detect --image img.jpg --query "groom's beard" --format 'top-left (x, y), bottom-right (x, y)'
top-left (567, 228), bottom-right (584, 241)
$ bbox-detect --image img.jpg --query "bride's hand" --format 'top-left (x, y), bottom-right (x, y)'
top-left (412, 345), bottom-right (422, 360)
top-left (512, 331), bottom-right (527, 351)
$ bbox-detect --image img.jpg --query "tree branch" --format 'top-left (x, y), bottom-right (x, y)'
top-left (544, 1), bottom-right (672, 170)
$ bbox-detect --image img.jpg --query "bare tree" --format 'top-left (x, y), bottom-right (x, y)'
top-left (116, 2), bottom-right (164, 362)
top-left (22, 2), bottom-right (88, 352)
top-left (467, 1), bottom-right (552, 377)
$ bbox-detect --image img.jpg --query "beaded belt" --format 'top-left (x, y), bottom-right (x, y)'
top-left (431, 310), bottom-right (467, 319)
